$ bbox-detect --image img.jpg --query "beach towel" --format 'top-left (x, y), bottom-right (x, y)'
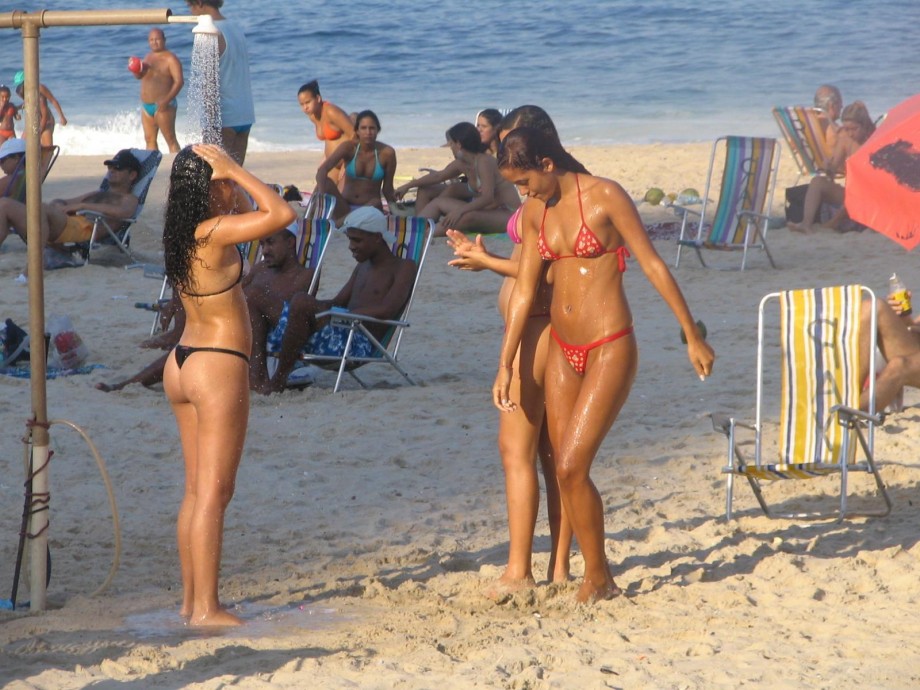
top-left (0, 363), bottom-right (105, 379)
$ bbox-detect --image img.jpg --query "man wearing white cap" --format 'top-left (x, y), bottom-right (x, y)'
top-left (253, 206), bottom-right (416, 394)
top-left (0, 137), bottom-right (26, 196)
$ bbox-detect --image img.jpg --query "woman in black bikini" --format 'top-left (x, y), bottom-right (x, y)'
top-left (494, 128), bottom-right (713, 604)
top-left (162, 143), bottom-right (295, 626)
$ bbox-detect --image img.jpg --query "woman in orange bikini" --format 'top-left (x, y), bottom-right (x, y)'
top-left (297, 80), bottom-right (355, 188)
top-left (163, 144), bottom-right (295, 625)
top-left (494, 127), bottom-right (714, 603)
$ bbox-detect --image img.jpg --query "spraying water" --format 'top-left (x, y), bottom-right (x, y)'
top-left (188, 30), bottom-right (221, 144)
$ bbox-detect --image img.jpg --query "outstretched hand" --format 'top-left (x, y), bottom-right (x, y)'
top-left (446, 229), bottom-right (489, 271)
top-left (193, 144), bottom-right (238, 180)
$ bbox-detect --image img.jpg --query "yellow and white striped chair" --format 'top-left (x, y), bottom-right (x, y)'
top-left (715, 285), bottom-right (891, 521)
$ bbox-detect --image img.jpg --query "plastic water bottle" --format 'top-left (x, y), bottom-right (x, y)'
top-left (889, 273), bottom-right (912, 316)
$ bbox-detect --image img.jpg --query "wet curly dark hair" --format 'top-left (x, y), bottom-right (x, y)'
top-left (497, 126), bottom-right (589, 176)
top-left (163, 146), bottom-right (213, 293)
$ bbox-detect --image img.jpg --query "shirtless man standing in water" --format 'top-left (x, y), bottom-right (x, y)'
top-left (131, 28), bottom-right (184, 153)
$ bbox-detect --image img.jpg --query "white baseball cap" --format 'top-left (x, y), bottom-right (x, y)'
top-left (340, 206), bottom-right (395, 245)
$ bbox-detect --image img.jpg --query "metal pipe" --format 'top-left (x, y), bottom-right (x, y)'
top-left (0, 5), bottom-right (176, 613)
top-left (21, 17), bottom-right (50, 614)
top-left (0, 9), bottom-right (172, 28)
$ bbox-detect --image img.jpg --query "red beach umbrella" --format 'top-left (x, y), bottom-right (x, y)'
top-left (845, 93), bottom-right (920, 250)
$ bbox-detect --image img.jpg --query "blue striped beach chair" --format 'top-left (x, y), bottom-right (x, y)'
top-left (297, 217), bottom-right (334, 295)
top-left (300, 215), bottom-right (434, 392)
top-left (301, 192), bottom-right (337, 224)
top-left (772, 105), bottom-right (833, 183)
top-left (674, 136), bottom-right (780, 270)
top-left (715, 285), bottom-right (891, 521)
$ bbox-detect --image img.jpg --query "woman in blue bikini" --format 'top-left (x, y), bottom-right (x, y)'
top-left (494, 128), bottom-right (714, 603)
top-left (315, 109), bottom-right (397, 224)
top-left (162, 143), bottom-right (295, 626)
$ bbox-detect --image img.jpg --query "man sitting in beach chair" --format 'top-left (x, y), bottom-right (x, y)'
top-left (0, 148), bottom-right (140, 260)
top-left (246, 225), bottom-right (318, 393)
top-left (252, 206), bottom-right (416, 395)
top-left (0, 138), bottom-right (25, 197)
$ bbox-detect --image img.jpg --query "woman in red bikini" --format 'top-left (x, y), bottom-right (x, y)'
top-left (297, 80), bottom-right (355, 188)
top-left (162, 144), bottom-right (295, 626)
top-left (447, 106), bottom-right (572, 598)
top-left (494, 127), bottom-right (714, 603)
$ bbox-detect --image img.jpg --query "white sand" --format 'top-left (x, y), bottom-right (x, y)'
top-left (1, 145), bottom-right (919, 689)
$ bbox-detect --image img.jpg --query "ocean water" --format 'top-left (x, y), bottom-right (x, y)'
top-left (0, 0), bottom-right (916, 155)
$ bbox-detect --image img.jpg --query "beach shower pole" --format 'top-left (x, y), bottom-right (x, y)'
top-left (0, 8), bottom-right (178, 612)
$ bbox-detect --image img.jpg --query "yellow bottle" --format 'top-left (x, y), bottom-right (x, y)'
top-left (889, 273), bottom-right (912, 316)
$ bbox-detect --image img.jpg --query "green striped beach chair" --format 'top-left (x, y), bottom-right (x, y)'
top-left (772, 105), bottom-right (832, 183)
top-left (300, 215), bottom-right (434, 392)
top-left (674, 136), bottom-right (780, 270)
top-left (715, 285), bottom-right (891, 521)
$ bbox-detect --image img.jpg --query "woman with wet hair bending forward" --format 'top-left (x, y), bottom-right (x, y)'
top-left (163, 144), bottom-right (295, 626)
top-left (494, 128), bottom-right (713, 603)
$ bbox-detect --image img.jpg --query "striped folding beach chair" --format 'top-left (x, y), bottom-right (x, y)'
top-left (2, 145), bottom-right (59, 202)
top-left (714, 285), bottom-right (891, 521)
top-left (772, 105), bottom-right (833, 183)
top-left (301, 192), bottom-right (337, 224)
top-left (674, 136), bottom-right (780, 270)
top-left (297, 217), bottom-right (334, 295)
top-left (299, 215), bottom-right (434, 392)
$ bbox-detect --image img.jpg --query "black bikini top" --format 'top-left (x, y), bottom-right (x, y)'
top-left (181, 249), bottom-right (244, 298)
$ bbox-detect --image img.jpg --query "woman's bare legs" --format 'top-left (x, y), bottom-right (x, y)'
top-left (491, 317), bottom-right (571, 595)
top-left (538, 420), bottom-right (571, 583)
top-left (788, 176), bottom-right (845, 233)
top-left (165, 351), bottom-right (250, 626)
top-left (544, 334), bottom-right (637, 603)
top-left (449, 208), bottom-right (515, 236)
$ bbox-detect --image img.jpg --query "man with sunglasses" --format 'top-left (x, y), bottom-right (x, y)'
top-left (0, 148), bottom-right (139, 255)
top-left (814, 84), bottom-right (843, 153)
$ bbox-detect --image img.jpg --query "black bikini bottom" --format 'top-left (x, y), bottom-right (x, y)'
top-left (173, 344), bottom-right (250, 369)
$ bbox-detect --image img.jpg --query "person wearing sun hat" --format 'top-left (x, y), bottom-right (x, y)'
top-left (251, 206), bottom-right (416, 394)
top-left (0, 137), bottom-right (26, 196)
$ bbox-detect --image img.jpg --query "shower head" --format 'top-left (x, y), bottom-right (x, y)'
top-left (192, 14), bottom-right (219, 35)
